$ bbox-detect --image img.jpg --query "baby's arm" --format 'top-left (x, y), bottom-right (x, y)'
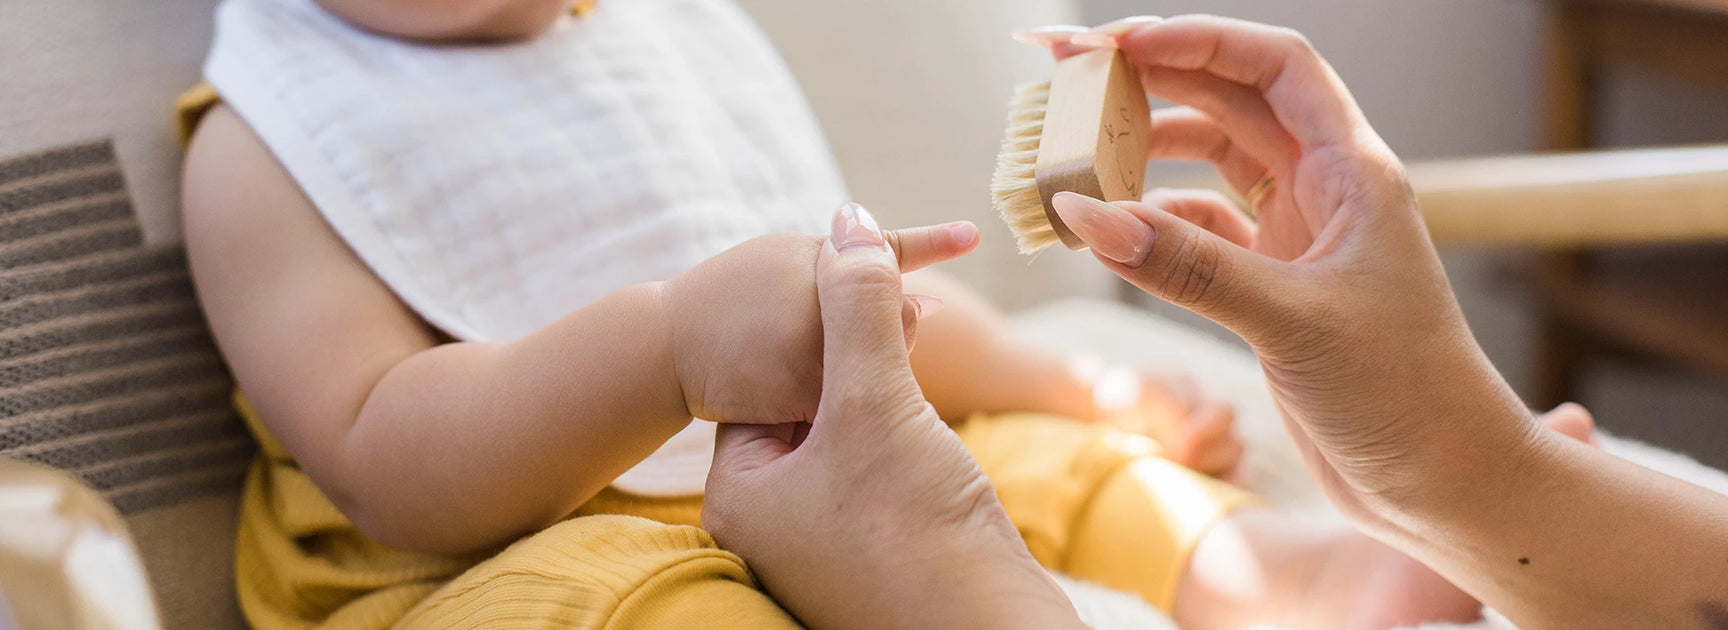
top-left (903, 270), bottom-right (1095, 422)
top-left (904, 270), bottom-right (1244, 476)
top-left (184, 106), bottom-right (691, 554)
top-left (185, 107), bottom-right (972, 554)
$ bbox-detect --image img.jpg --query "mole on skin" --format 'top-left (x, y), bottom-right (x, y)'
top-left (1697, 601), bottom-right (1728, 630)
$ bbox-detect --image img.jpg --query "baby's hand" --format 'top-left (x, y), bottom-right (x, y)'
top-left (661, 231), bottom-right (825, 424)
top-left (1092, 369), bottom-right (1243, 478)
top-left (660, 205), bottom-right (978, 425)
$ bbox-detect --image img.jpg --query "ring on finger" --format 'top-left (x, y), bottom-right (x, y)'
top-left (1243, 174), bottom-right (1276, 220)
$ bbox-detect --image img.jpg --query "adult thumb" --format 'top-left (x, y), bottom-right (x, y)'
top-left (816, 203), bottom-right (923, 414)
top-left (1051, 191), bottom-right (1293, 340)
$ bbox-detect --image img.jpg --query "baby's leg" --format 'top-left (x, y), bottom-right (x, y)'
top-left (1173, 408), bottom-right (1596, 629)
top-left (1173, 509), bottom-right (1478, 629)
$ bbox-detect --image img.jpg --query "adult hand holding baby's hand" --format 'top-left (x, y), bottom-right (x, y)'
top-left (1022, 16), bottom-right (1542, 525)
top-left (660, 205), bottom-right (977, 425)
top-left (703, 206), bottom-right (1083, 630)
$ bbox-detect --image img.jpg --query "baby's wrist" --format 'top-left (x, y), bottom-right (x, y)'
top-left (643, 280), bottom-right (694, 422)
top-left (1044, 353), bottom-right (1145, 423)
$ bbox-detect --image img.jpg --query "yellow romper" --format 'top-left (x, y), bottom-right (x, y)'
top-left (178, 97), bottom-right (1256, 630)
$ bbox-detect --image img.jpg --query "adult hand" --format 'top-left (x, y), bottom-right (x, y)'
top-left (702, 204), bottom-right (1083, 630)
top-left (663, 215), bottom-right (976, 425)
top-left (1021, 17), bottom-right (1728, 628)
top-left (1020, 15), bottom-right (1540, 525)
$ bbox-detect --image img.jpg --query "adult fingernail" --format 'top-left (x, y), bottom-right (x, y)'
top-left (1089, 15), bottom-right (1162, 37)
top-left (907, 294), bottom-right (945, 319)
top-left (1011, 25), bottom-right (1088, 47)
top-left (832, 202), bottom-right (887, 252)
top-left (1052, 192), bottom-right (1152, 266)
top-left (1070, 32), bottom-right (1119, 48)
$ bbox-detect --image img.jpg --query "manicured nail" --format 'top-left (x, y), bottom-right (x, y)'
top-left (906, 294), bottom-right (945, 319)
top-left (947, 221), bottom-right (979, 248)
top-left (1089, 15), bottom-right (1163, 37)
top-left (1011, 25), bottom-right (1088, 47)
top-left (1051, 192), bottom-right (1152, 266)
top-left (1070, 32), bottom-right (1119, 48)
top-left (832, 202), bottom-right (887, 252)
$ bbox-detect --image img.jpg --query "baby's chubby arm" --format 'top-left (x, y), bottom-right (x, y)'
top-left (903, 270), bottom-right (1095, 422)
top-left (905, 271), bottom-right (1244, 476)
top-left (183, 105), bottom-right (972, 554)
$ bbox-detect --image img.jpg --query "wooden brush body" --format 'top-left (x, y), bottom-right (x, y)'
top-left (1035, 49), bottom-right (1152, 249)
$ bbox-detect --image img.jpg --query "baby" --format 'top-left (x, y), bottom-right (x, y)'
top-left (178, 0), bottom-right (1590, 628)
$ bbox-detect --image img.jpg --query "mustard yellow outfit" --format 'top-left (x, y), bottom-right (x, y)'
top-left (233, 394), bottom-right (1252, 629)
top-left (180, 82), bottom-right (1254, 628)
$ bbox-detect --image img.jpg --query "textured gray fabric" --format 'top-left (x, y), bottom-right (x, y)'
top-left (0, 140), bottom-right (252, 514)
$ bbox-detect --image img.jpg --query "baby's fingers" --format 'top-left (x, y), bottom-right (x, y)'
top-left (900, 294), bottom-right (943, 353)
top-left (1189, 434), bottom-right (1244, 479)
top-left (1181, 401), bottom-right (1243, 477)
top-left (886, 221), bottom-right (980, 273)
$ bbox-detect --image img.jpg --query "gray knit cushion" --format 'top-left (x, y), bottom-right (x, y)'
top-left (0, 139), bottom-right (253, 514)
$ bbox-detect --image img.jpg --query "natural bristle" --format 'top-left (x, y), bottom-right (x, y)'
top-left (991, 81), bottom-right (1058, 254)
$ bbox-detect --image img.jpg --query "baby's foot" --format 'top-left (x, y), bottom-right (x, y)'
top-left (1178, 510), bottom-right (1482, 630)
top-left (1331, 534), bottom-right (1482, 629)
top-left (1173, 404), bottom-right (1599, 630)
top-left (1538, 402), bottom-right (1596, 445)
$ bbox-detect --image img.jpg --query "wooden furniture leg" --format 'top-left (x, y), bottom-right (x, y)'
top-left (1533, 1), bottom-right (1597, 408)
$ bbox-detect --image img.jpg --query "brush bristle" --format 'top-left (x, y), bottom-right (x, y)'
top-left (991, 81), bottom-right (1058, 254)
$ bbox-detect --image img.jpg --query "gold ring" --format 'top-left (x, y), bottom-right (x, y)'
top-left (1243, 174), bottom-right (1275, 220)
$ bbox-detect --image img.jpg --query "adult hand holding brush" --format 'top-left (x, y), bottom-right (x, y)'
top-left (1010, 15), bottom-right (1728, 628)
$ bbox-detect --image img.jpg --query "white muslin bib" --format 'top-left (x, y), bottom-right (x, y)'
top-left (203, 0), bottom-right (848, 496)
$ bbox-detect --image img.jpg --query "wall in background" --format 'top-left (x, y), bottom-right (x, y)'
top-left (735, 0), bottom-right (1119, 311)
top-left (1081, 1), bottom-right (1549, 158)
top-left (0, 0), bottom-right (222, 246)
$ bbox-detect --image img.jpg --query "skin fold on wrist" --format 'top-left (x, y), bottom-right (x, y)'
top-left (641, 280), bottom-right (697, 427)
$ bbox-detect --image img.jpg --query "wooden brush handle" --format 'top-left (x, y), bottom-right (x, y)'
top-left (1035, 49), bottom-right (1153, 250)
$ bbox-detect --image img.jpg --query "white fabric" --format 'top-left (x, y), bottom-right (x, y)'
top-left (203, 0), bottom-right (848, 496)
